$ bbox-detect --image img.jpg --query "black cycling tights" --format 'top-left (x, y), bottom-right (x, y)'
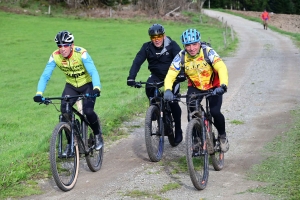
top-left (61, 83), bottom-right (101, 135)
top-left (187, 86), bottom-right (226, 137)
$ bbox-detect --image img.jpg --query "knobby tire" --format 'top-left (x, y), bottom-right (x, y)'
top-left (166, 114), bottom-right (176, 147)
top-left (82, 117), bottom-right (103, 172)
top-left (145, 105), bottom-right (164, 162)
top-left (49, 122), bottom-right (79, 191)
top-left (186, 119), bottom-right (209, 190)
top-left (210, 125), bottom-right (224, 171)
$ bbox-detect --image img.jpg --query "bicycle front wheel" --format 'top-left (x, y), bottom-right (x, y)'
top-left (49, 122), bottom-right (79, 191)
top-left (186, 119), bottom-right (209, 190)
top-left (145, 105), bottom-right (164, 162)
top-left (166, 114), bottom-right (176, 147)
top-left (82, 117), bottom-right (104, 172)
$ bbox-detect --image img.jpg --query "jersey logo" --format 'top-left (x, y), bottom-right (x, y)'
top-left (173, 54), bottom-right (181, 70)
top-left (174, 54), bottom-right (180, 62)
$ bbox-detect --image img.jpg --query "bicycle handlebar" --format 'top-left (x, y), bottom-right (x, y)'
top-left (39, 93), bottom-right (98, 105)
top-left (132, 81), bottom-right (215, 102)
top-left (193, 90), bottom-right (215, 99)
top-left (177, 90), bottom-right (215, 99)
top-left (134, 81), bottom-right (164, 88)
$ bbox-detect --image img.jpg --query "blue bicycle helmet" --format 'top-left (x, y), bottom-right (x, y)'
top-left (181, 29), bottom-right (201, 45)
top-left (148, 24), bottom-right (165, 36)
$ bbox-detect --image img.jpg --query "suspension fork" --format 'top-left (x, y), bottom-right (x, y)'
top-left (195, 99), bottom-right (207, 152)
top-left (159, 98), bottom-right (165, 136)
top-left (66, 101), bottom-right (76, 154)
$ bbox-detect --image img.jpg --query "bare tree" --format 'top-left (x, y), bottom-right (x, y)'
top-left (134, 0), bottom-right (187, 15)
top-left (47, 0), bottom-right (205, 14)
top-left (189, 0), bottom-right (207, 11)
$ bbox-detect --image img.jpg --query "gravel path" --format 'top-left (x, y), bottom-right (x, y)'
top-left (21, 10), bottom-right (300, 200)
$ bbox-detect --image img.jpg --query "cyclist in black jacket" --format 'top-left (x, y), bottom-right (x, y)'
top-left (127, 24), bottom-right (184, 146)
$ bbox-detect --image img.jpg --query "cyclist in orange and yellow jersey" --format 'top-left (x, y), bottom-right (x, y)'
top-left (261, 9), bottom-right (270, 30)
top-left (163, 28), bottom-right (229, 153)
top-left (33, 30), bottom-right (103, 153)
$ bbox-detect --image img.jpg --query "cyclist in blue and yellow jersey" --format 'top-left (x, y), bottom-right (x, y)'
top-left (33, 30), bottom-right (103, 153)
top-left (163, 28), bottom-right (230, 152)
top-left (127, 24), bottom-right (184, 146)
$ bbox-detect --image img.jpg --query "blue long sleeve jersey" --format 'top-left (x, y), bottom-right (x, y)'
top-left (36, 46), bottom-right (101, 95)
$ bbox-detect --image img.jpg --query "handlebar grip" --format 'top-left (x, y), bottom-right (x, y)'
top-left (134, 82), bottom-right (142, 88)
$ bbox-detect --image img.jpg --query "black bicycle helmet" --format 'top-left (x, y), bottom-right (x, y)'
top-left (148, 24), bottom-right (165, 36)
top-left (54, 30), bottom-right (74, 44)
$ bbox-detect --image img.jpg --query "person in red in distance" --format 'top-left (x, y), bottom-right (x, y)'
top-left (261, 9), bottom-right (270, 30)
top-left (33, 30), bottom-right (103, 155)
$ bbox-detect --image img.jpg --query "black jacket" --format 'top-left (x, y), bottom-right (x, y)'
top-left (128, 36), bottom-right (181, 80)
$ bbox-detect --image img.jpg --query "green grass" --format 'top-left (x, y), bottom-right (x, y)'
top-left (246, 109), bottom-right (300, 200)
top-left (124, 190), bottom-right (167, 200)
top-left (0, 8), bottom-right (235, 199)
top-left (230, 120), bottom-right (244, 125)
top-left (123, 183), bottom-right (180, 200)
top-left (160, 182), bottom-right (181, 193)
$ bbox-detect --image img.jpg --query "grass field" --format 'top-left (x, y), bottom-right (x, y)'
top-left (0, 8), bottom-right (236, 198)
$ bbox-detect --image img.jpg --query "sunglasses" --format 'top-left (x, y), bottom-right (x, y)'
top-left (150, 34), bottom-right (164, 40)
top-left (57, 44), bottom-right (72, 48)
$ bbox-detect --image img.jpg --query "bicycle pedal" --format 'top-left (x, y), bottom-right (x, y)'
top-left (58, 153), bottom-right (75, 159)
top-left (66, 153), bottom-right (75, 158)
top-left (192, 152), bottom-right (200, 157)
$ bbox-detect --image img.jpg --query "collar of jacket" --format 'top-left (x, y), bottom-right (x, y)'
top-left (159, 36), bottom-right (171, 56)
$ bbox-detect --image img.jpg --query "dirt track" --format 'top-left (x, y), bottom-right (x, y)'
top-left (21, 10), bottom-right (300, 200)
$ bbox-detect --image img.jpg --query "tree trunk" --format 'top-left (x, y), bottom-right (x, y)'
top-left (196, 0), bottom-right (206, 11)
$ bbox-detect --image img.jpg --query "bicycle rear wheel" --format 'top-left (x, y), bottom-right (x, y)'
top-left (186, 119), bottom-right (209, 190)
top-left (49, 122), bottom-right (79, 191)
top-left (145, 105), bottom-right (164, 162)
top-left (210, 126), bottom-right (224, 171)
top-left (82, 117), bottom-right (104, 172)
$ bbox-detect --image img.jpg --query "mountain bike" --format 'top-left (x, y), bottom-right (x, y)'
top-left (180, 91), bottom-right (224, 190)
top-left (37, 94), bottom-right (104, 191)
top-left (134, 81), bottom-right (176, 162)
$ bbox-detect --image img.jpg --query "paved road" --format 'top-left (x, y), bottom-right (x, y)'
top-left (22, 10), bottom-right (300, 200)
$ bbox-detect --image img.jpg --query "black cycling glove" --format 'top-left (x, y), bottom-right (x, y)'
top-left (33, 95), bottom-right (43, 102)
top-left (91, 88), bottom-right (100, 97)
top-left (127, 77), bottom-right (136, 87)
